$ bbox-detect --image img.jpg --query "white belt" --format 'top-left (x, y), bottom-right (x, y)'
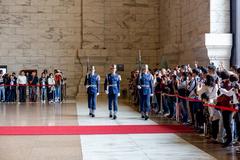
top-left (108, 84), bottom-right (117, 87)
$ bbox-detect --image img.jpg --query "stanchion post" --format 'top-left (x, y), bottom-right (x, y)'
top-left (176, 96), bottom-right (179, 122)
top-left (160, 93), bottom-right (163, 115)
top-left (204, 122), bottom-right (207, 136)
top-left (187, 100), bottom-right (191, 123)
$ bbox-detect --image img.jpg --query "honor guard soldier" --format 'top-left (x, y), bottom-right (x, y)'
top-left (84, 66), bottom-right (100, 117)
top-left (138, 64), bottom-right (154, 120)
top-left (104, 64), bottom-right (121, 120)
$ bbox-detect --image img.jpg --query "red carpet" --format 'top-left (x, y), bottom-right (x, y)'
top-left (0, 125), bottom-right (193, 135)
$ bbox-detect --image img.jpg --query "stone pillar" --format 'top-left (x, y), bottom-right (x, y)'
top-left (205, 33), bottom-right (232, 69)
top-left (205, 0), bottom-right (232, 69)
top-left (231, 0), bottom-right (240, 66)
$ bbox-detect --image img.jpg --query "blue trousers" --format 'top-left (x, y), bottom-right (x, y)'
top-left (41, 88), bottom-right (47, 101)
top-left (162, 95), bottom-right (169, 114)
top-left (0, 86), bottom-right (5, 102)
top-left (54, 86), bottom-right (61, 101)
top-left (29, 86), bottom-right (37, 102)
top-left (140, 94), bottom-right (151, 113)
top-left (179, 98), bottom-right (188, 123)
top-left (88, 93), bottom-right (97, 110)
top-left (6, 89), bottom-right (16, 102)
top-left (108, 94), bottom-right (118, 112)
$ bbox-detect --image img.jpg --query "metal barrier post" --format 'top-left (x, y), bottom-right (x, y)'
top-left (187, 100), bottom-right (191, 123)
top-left (160, 93), bottom-right (163, 115)
top-left (176, 96), bottom-right (179, 122)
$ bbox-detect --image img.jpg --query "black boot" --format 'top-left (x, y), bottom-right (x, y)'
top-left (222, 139), bottom-right (232, 148)
top-left (113, 115), bottom-right (117, 120)
top-left (145, 115), bottom-right (149, 120)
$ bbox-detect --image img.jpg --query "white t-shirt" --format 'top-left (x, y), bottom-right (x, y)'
top-left (17, 75), bottom-right (27, 85)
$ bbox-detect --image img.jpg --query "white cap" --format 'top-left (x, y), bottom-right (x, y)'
top-left (142, 64), bottom-right (149, 70)
top-left (91, 66), bottom-right (95, 71)
top-left (110, 64), bottom-right (117, 69)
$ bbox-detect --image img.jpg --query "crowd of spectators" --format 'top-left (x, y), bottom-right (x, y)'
top-left (0, 69), bottom-right (65, 103)
top-left (129, 62), bottom-right (240, 148)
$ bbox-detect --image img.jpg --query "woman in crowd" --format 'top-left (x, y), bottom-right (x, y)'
top-left (39, 72), bottom-right (47, 103)
top-left (54, 70), bottom-right (62, 103)
top-left (177, 71), bottom-right (188, 124)
top-left (48, 73), bottom-right (55, 103)
top-left (197, 75), bottom-right (220, 143)
top-left (6, 74), bottom-right (17, 102)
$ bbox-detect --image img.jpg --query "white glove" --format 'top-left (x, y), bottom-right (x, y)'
top-left (118, 93), bottom-right (120, 97)
top-left (150, 94), bottom-right (154, 97)
top-left (105, 90), bottom-right (109, 94)
top-left (137, 85), bottom-right (141, 89)
top-left (97, 93), bottom-right (99, 96)
top-left (85, 85), bottom-right (89, 89)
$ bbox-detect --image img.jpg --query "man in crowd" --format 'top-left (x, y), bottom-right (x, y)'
top-left (29, 71), bottom-right (38, 102)
top-left (17, 71), bottom-right (27, 103)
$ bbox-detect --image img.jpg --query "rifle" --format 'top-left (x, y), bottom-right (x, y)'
top-left (84, 57), bottom-right (90, 86)
top-left (87, 56), bottom-right (90, 74)
top-left (138, 50), bottom-right (142, 84)
top-left (138, 50), bottom-right (142, 112)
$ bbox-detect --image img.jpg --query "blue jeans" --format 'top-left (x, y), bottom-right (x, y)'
top-left (54, 86), bottom-right (61, 101)
top-left (179, 98), bottom-right (188, 123)
top-left (41, 88), bottom-right (47, 101)
top-left (108, 94), bottom-right (118, 112)
top-left (162, 95), bottom-right (169, 114)
top-left (29, 86), bottom-right (37, 102)
top-left (0, 86), bottom-right (5, 102)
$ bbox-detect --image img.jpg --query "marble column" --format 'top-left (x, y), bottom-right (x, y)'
top-left (231, 0), bottom-right (240, 66)
top-left (205, 0), bottom-right (232, 69)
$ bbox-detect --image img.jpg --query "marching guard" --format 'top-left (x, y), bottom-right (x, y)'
top-left (84, 66), bottom-right (100, 117)
top-left (138, 64), bottom-right (154, 120)
top-left (104, 64), bottom-right (121, 120)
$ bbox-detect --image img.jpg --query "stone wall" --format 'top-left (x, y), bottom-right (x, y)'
top-left (0, 0), bottom-right (161, 97)
top-left (78, 0), bottom-right (161, 95)
top-left (158, 0), bottom-right (210, 67)
top-left (0, 0), bottom-right (82, 97)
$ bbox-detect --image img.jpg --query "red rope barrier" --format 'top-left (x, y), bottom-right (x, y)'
top-left (0, 84), bottom-right (56, 87)
top-left (160, 93), bottom-right (238, 112)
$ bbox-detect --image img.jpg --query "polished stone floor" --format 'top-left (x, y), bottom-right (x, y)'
top-left (0, 97), bottom-right (238, 160)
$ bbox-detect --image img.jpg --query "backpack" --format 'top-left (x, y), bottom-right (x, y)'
top-left (55, 74), bottom-right (62, 85)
